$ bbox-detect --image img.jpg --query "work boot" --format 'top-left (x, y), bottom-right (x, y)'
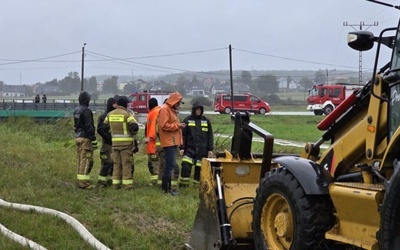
top-left (192, 179), bottom-right (200, 188)
top-left (162, 178), bottom-right (179, 196)
top-left (179, 177), bottom-right (190, 188)
top-left (149, 175), bottom-right (158, 185)
top-left (171, 179), bottom-right (179, 188)
top-left (123, 184), bottom-right (134, 190)
top-left (97, 180), bottom-right (108, 188)
top-left (78, 181), bottom-right (94, 190)
top-left (169, 189), bottom-right (179, 196)
top-left (161, 176), bottom-right (170, 193)
top-left (179, 183), bottom-right (189, 188)
top-left (107, 179), bottom-right (113, 186)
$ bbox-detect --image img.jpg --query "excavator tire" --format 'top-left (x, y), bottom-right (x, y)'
top-left (379, 168), bottom-right (400, 250)
top-left (252, 167), bottom-right (334, 250)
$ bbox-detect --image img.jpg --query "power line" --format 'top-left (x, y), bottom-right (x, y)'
top-left (123, 47), bottom-right (227, 60)
top-left (0, 51), bottom-right (81, 66)
top-left (0, 46), bottom-right (367, 82)
top-left (85, 50), bottom-right (233, 79)
top-left (234, 48), bottom-right (360, 70)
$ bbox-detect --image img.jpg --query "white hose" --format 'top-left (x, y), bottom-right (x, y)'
top-left (0, 222), bottom-right (47, 250)
top-left (0, 198), bottom-right (110, 250)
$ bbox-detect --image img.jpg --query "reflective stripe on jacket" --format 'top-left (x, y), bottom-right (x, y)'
top-left (181, 114), bottom-right (213, 160)
top-left (105, 107), bottom-right (138, 146)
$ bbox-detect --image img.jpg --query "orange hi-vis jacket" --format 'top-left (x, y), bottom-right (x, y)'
top-left (158, 92), bottom-right (183, 148)
top-left (145, 105), bottom-right (161, 154)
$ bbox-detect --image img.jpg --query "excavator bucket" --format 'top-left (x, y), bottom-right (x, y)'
top-left (185, 112), bottom-right (274, 250)
top-left (185, 158), bottom-right (230, 249)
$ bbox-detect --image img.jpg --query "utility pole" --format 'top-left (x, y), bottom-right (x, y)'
top-left (326, 69), bottom-right (336, 84)
top-left (343, 21), bottom-right (378, 85)
top-left (81, 43), bottom-right (86, 92)
top-left (326, 69), bottom-right (329, 84)
top-left (229, 44), bottom-right (234, 114)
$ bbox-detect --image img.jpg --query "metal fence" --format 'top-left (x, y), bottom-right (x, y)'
top-left (0, 99), bottom-right (107, 113)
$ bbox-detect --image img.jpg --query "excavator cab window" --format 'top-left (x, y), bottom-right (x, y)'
top-left (391, 23), bottom-right (400, 70)
top-left (389, 83), bottom-right (400, 139)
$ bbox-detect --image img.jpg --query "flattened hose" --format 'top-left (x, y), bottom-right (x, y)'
top-left (0, 198), bottom-right (110, 250)
top-left (0, 222), bottom-right (47, 250)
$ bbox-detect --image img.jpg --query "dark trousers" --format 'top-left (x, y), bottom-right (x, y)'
top-left (162, 146), bottom-right (177, 191)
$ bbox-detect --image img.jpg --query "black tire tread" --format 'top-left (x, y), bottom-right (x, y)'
top-left (252, 167), bottom-right (334, 250)
top-left (379, 169), bottom-right (400, 250)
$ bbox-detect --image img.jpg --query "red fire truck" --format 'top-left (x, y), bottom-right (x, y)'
top-left (127, 91), bottom-right (171, 113)
top-left (306, 83), bottom-right (363, 115)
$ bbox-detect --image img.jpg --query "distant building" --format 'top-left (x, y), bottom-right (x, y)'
top-left (2, 85), bottom-right (27, 97)
top-left (278, 78), bottom-right (301, 90)
top-left (210, 82), bottom-right (250, 95)
top-left (38, 85), bottom-right (60, 95)
top-left (118, 82), bottom-right (128, 91)
top-left (210, 82), bottom-right (229, 95)
top-left (185, 81), bottom-right (206, 96)
top-left (233, 83), bottom-right (250, 93)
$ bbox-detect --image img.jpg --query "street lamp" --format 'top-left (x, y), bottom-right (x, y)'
top-left (81, 43), bottom-right (86, 92)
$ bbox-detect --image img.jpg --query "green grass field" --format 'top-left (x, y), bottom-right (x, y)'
top-left (0, 114), bottom-right (325, 249)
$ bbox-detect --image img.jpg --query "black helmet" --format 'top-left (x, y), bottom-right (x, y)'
top-left (117, 96), bottom-right (129, 108)
top-left (78, 91), bottom-right (91, 105)
top-left (191, 101), bottom-right (204, 115)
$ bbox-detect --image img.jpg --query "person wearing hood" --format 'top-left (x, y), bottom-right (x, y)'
top-left (73, 91), bottom-right (98, 189)
top-left (157, 98), bottom-right (181, 187)
top-left (158, 91), bottom-right (186, 195)
top-left (145, 97), bottom-right (162, 185)
top-left (104, 96), bottom-right (139, 190)
top-left (179, 101), bottom-right (214, 188)
top-left (96, 97), bottom-right (118, 188)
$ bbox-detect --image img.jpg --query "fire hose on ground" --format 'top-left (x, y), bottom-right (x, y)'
top-left (0, 197), bottom-right (110, 250)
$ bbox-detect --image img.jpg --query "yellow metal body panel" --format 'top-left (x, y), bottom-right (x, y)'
top-left (317, 76), bottom-right (388, 177)
top-left (326, 183), bottom-right (384, 249)
top-left (365, 79), bottom-right (384, 160)
top-left (224, 183), bottom-right (258, 239)
top-left (200, 155), bottom-right (262, 240)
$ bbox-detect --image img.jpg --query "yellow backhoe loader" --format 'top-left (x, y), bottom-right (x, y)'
top-left (186, 1), bottom-right (400, 249)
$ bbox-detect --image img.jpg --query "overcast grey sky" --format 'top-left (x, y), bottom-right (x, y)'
top-left (0, 0), bottom-right (399, 84)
